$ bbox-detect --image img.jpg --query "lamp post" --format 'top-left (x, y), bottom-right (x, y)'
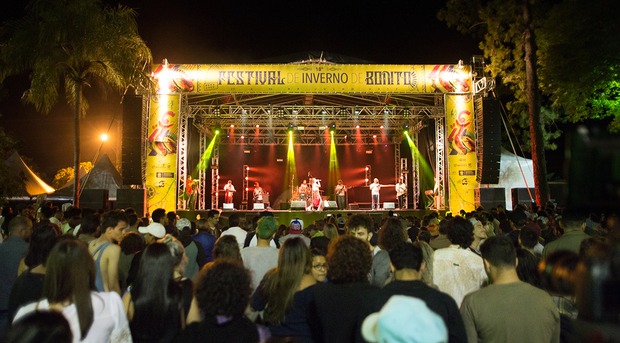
top-left (100, 132), bottom-right (121, 171)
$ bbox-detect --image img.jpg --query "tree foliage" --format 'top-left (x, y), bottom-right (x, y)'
top-left (51, 162), bottom-right (94, 189)
top-left (0, 129), bottom-right (23, 202)
top-left (0, 0), bottom-right (152, 205)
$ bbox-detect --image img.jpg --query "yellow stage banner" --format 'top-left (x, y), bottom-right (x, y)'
top-left (445, 94), bottom-right (477, 213)
top-left (145, 94), bottom-right (180, 213)
top-left (151, 63), bottom-right (472, 94)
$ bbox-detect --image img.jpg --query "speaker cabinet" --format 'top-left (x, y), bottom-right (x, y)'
top-left (122, 95), bottom-right (143, 185)
top-left (475, 188), bottom-right (506, 210)
top-left (291, 201), bottom-right (306, 210)
top-left (253, 203), bottom-right (265, 210)
top-left (383, 202), bottom-right (396, 209)
top-left (81, 189), bottom-right (109, 211)
top-left (511, 188), bottom-right (536, 210)
top-left (323, 201), bottom-right (338, 209)
top-left (223, 203), bottom-right (234, 210)
top-left (116, 189), bottom-right (147, 216)
top-left (478, 98), bottom-right (502, 184)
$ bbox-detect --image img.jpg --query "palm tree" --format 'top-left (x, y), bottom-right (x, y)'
top-left (0, 0), bottom-right (152, 206)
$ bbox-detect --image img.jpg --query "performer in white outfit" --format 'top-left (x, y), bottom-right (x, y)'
top-left (369, 178), bottom-right (382, 210)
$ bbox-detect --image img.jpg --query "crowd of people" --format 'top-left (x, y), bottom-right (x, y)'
top-left (0, 201), bottom-right (618, 342)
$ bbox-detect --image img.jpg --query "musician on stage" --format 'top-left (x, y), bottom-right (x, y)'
top-left (334, 179), bottom-right (347, 210)
top-left (186, 176), bottom-right (197, 210)
top-left (223, 180), bottom-right (236, 204)
top-left (299, 179), bottom-right (309, 203)
top-left (310, 177), bottom-right (322, 210)
top-left (369, 178), bottom-right (381, 210)
top-left (395, 178), bottom-right (407, 209)
top-left (253, 182), bottom-right (264, 203)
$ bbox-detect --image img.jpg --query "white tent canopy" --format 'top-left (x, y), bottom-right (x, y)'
top-left (5, 152), bottom-right (55, 196)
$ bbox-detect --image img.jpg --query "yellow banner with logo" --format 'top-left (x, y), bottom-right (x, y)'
top-left (151, 63), bottom-right (472, 94)
top-left (145, 94), bottom-right (180, 213)
top-left (445, 94), bottom-right (477, 213)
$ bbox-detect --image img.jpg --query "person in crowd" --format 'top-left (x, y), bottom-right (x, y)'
top-left (460, 236), bottom-right (560, 342)
top-left (427, 218), bottom-right (449, 250)
top-left (519, 226), bottom-right (542, 257)
top-left (432, 217), bottom-right (487, 306)
top-left (468, 218), bottom-right (488, 256)
top-left (211, 235), bottom-right (243, 264)
top-left (220, 213), bottom-right (246, 249)
top-left (127, 220), bottom-right (166, 286)
top-left (163, 235), bottom-right (193, 316)
top-left (194, 214), bottom-right (218, 262)
top-left (180, 261), bottom-right (270, 342)
top-left (241, 216), bottom-right (279, 292)
top-left (123, 242), bottom-right (184, 342)
top-left (118, 232), bottom-right (145, 292)
top-left (251, 237), bottom-right (316, 342)
top-left (543, 210), bottom-right (591, 258)
top-left (76, 213), bottom-right (100, 245)
top-left (539, 250), bottom-right (580, 342)
top-left (88, 210), bottom-right (128, 294)
top-left (176, 218), bottom-right (206, 280)
top-left (165, 212), bottom-right (179, 237)
top-left (310, 249), bottom-right (328, 283)
top-left (374, 217), bottom-right (408, 286)
top-left (13, 239), bottom-right (131, 343)
top-left (279, 218), bottom-right (311, 246)
top-left (4, 311), bottom-right (72, 343)
top-left (376, 242), bottom-right (466, 343)
top-left (125, 213), bottom-right (140, 233)
top-left (308, 235), bottom-right (380, 343)
top-left (8, 222), bottom-right (61, 323)
top-left (346, 214), bottom-right (389, 288)
top-left (322, 223), bottom-right (338, 240)
top-left (0, 216), bottom-right (33, 334)
top-left (515, 248), bottom-right (543, 289)
top-left (60, 207), bottom-right (81, 235)
top-left (362, 295), bottom-right (448, 343)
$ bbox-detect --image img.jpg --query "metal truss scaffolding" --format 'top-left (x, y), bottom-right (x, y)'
top-left (198, 131), bottom-right (207, 210)
top-left (177, 95), bottom-right (190, 210)
top-left (435, 96), bottom-right (446, 210)
top-left (241, 165), bottom-right (249, 210)
top-left (411, 130), bottom-right (420, 210)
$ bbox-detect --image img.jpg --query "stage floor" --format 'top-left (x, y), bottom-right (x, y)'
top-left (177, 208), bottom-right (437, 227)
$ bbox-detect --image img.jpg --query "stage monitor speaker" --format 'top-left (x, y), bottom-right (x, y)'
top-left (223, 203), bottom-right (234, 210)
top-left (253, 203), bottom-right (265, 210)
top-left (291, 201), bottom-right (306, 210)
top-left (116, 189), bottom-right (146, 216)
top-left (323, 200), bottom-right (338, 209)
top-left (348, 203), bottom-right (359, 210)
top-left (383, 202), bottom-right (396, 209)
top-left (475, 188), bottom-right (506, 210)
top-left (478, 98), bottom-right (502, 184)
top-left (81, 189), bottom-right (109, 211)
top-left (122, 95), bottom-right (143, 185)
top-left (511, 188), bottom-right (536, 210)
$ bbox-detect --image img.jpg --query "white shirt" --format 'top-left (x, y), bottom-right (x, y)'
top-left (370, 182), bottom-right (381, 195)
top-left (432, 244), bottom-right (488, 307)
top-left (14, 291), bottom-right (131, 343)
top-left (220, 226), bottom-right (247, 249)
top-left (241, 246), bottom-right (279, 291)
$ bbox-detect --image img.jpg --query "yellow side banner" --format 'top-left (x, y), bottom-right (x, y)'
top-left (145, 94), bottom-right (180, 213)
top-left (152, 63), bottom-right (472, 94)
top-left (445, 94), bottom-right (477, 213)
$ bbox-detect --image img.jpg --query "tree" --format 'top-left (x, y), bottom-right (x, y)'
top-left (51, 162), bottom-right (94, 190)
top-left (439, 0), bottom-right (551, 205)
top-left (0, 0), bottom-right (152, 206)
top-left (0, 129), bottom-right (23, 202)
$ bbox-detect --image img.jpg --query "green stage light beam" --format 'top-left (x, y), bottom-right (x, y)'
top-left (284, 130), bottom-right (297, 195)
top-left (328, 131), bottom-right (341, 192)
top-left (196, 131), bottom-right (219, 173)
top-left (404, 131), bottom-right (435, 197)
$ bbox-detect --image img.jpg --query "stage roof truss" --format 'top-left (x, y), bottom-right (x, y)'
top-left (189, 104), bottom-right (440, 145)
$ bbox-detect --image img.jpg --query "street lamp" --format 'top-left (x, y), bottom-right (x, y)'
top-left (100, 132), bottom-right (120, 171)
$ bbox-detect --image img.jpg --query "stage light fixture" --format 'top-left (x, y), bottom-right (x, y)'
top-left (277, 107), bottom-right (284, 117)
top-left (288, 123), bottom-right (294, 132)
top-left (213, 106), bottom-right (221, 117)
top-left (213, 124), bottom-right (221, 135)
top-left (329, 122), bottom-right (336, 134)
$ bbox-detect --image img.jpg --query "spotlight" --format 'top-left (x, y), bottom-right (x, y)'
top-left (277, 107), bottom-right (284, 117)
top-left (213, 106), bottom-right (221, 117)
top-left (288, 123), bottom-right (294, 133)
top-left (213, 124), bottom-right (221, 135)
top-left (329, 122), bottom-right (336, 134)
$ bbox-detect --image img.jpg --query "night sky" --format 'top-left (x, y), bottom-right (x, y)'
top-left (0, 0), bottom-right (480, 180)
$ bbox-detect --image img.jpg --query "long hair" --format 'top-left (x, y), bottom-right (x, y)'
top-left (261, 237), bottom-right (311, 325)
top-left (130, 243), bottom-right (181, 338)
top-left (44, 239), bottom-right (95, 340)
top-left (25, 222), bottom-right (60, 268)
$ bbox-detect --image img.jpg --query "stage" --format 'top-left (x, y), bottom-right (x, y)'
top-left (177, 207), bottom-right (439, 227)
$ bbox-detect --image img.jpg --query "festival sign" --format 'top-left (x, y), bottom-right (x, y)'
top-left (145, 94), bottom-right (180, 213)
top-left (151, 63), bottom-right (472, 94)
top-left (445, 94), bottom-right (477, 213)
